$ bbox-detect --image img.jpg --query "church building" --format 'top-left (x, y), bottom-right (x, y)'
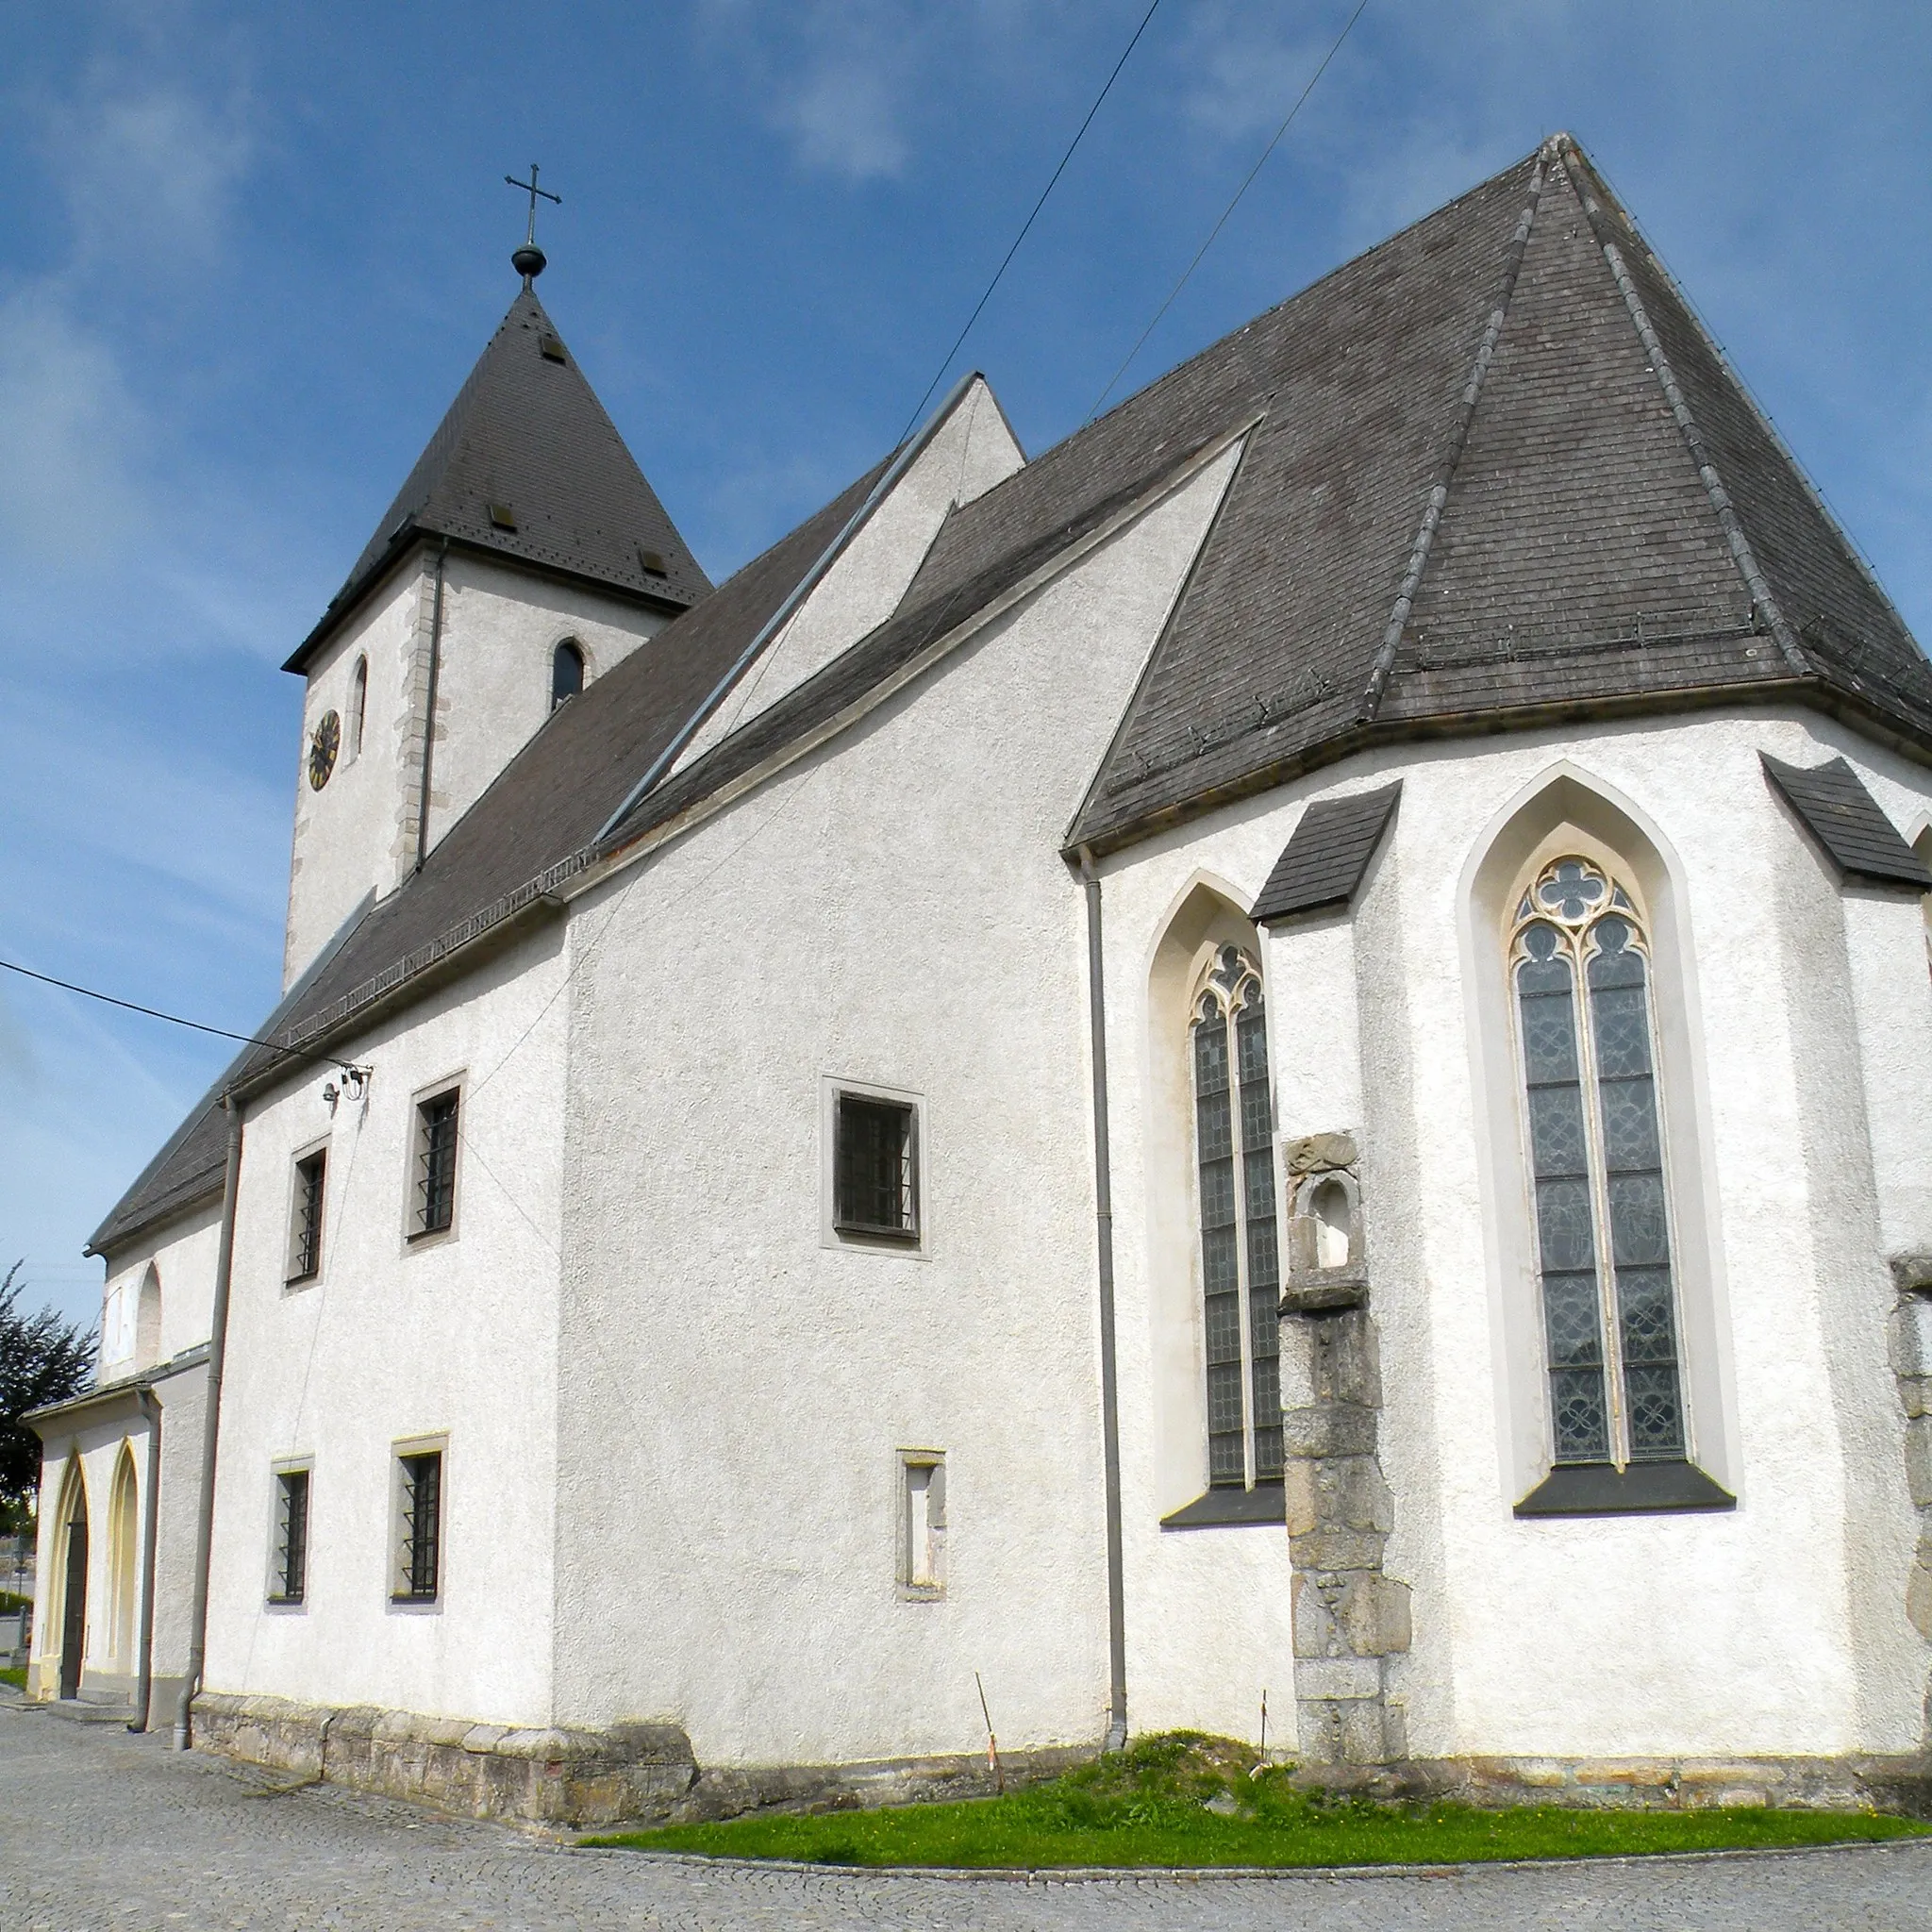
top-left (30, 135), bottom-right (1932, 1822)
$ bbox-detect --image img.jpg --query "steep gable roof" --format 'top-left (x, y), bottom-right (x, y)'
top-left (1065, 137), bottom-right (1932, 850)
top-left (285, 287), bottom-right (710, 673)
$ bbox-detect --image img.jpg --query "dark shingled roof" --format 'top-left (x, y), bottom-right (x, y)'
top-left (95, 136), bottom-right (1932, 1253)
top-left (1760, 755), bottom-right (1932, 890)
top-left (285, 287), bottom-right (710, 673)
top-left (1251, 783), bottom-right (1403, 924)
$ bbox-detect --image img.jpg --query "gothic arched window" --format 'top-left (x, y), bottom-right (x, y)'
top-left (551, 639), bottom-right (585, 711)
top-left (1191, 944), bottom-right (1283, 1487)
top-left (1511, 857), bottom-right (1684, 1467)
top-left (349, 656), bottom-right (368, 759)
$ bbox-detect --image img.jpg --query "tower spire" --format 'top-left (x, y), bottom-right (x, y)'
top-left (504, 163), bottom-right (561, 285)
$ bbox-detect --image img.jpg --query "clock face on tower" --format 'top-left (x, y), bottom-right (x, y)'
top-left (308, 710), bottom-right (341, 791)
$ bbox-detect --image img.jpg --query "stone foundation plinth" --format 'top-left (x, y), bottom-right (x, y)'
top-left (1298, 1753), bottom-right (1932, 1816)
top-left (192, 1690), bottom-right (1087, 1828)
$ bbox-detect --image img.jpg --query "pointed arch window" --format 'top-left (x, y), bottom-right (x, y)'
top-left (1191, 944), bottom-right (1284, 1487)
top-left (349, 656), bottom-right (368, 759)
top-left (1511, 857), bottom-right (1685, 1467)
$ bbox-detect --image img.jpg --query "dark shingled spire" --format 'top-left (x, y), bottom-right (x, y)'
top-left (285, 287), bottom-right (710, 673)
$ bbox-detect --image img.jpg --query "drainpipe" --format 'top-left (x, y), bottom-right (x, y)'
top-left (414, 539), bottom-right (449, 873)
top-left (175, 1093), bottom-right (244, 1751)
top-left (127, 1387), bottom-right (161, 1733)
top-left (1080, 848), bottom-right (1129, 1752)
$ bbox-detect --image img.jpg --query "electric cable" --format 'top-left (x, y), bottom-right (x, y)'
top-left (1084, 0), bottom-right (1372, 425)
top-left (896, 0), bottom-right (1164, 445)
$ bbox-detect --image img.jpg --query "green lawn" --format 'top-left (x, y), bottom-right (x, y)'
top-left (585, 1732), bottom-right (1928, 1870)
top-left (0, 1666), bottom-right (25, 1692)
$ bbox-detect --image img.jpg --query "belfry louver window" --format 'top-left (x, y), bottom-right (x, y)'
top-left (1511, 858), bottom-right (1685, 1467)
top-left (1191, 945), bottom-right (1284, 1487)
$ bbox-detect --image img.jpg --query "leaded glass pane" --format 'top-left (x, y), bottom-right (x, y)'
top-left (1541, 1271), bottom-right (1604, 1368)
top-left (1616, 1268), bottom-right (1677, 1361)
top-left (1527, 1085), bottom-right (1589, 1175)
top-left (1534, 1176), bottom-right (1596, 1274)
top-left (1245, 1202), bottom-right (1279, 1291)
top-left (1607, 1173), bottom-right (1670, 1267)
top-left (1205, 1291), bottom-right (1243, 1364)
top-left (1624, 1364), bottom-right (1684, 1457)
top-left (1550, 1366), bottom-right (1610, 1461)
top-left (1597, 1074), bottom-right (1661, 1169)
top-left (1199, 1162), bottom-right (1237, 1240)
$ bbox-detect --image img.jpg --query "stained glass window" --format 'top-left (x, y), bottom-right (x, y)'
top-left (1510, 858), bottom-right (1685, 1467)
top-left (1191, 946), bottom-right (1283, 1488)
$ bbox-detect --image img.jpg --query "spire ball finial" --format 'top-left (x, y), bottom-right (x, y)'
top-left (504, 164), bottom-right (561, 286)
top-left (512, 242), bottom-right (547, 282)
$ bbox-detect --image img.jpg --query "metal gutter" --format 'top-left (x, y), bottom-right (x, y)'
top-left (591, 370), bottom-right (986, 849)
top-left (1080, 849), bottom-right (1129, 1753)
top-left (175, 1096), bottom-right (244, 1751)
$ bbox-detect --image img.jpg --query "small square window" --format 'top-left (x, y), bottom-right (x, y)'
top-left (835, 1094), bottom-right (918, 1240)
top-left (392, 1449), bottom-right (442, 1604)
top-left (269, 1468), bottom-right (309, 1606)
top-left (538, 332), bottom-right (567, 363)
top-left (488, 502), bottom-right (517, 531)
top-left (287, 1150), bottom-right (325, 1284)
top-left (410, 1091), bottom-right (459, 1240)
top-left (899, 1452), bottom-right (946, 1598)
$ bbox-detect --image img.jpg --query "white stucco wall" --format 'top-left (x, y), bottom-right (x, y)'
top-left (205, 924), bottom-right (571, 1727)
top-left (98, 1199), bottom-right (223, 1377)
top-left (549, 443), bottom-right (1248, 1769)
top-left (1101, 708), bottom-right (1932, 1760)
top-left (671, 376), bottom-right (1023, 774)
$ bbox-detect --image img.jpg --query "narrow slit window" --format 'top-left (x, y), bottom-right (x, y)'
top-left (271, 1469), bottom-right (309, 1605)
top-left (349, 656), bottom-right (367, 759)
top-left (835, 1094), bottom-right (918, 1240)
top-left (1511, 858), bottom-right (1685, 1469)
top-left (551, 639), bottom-right (585, 710)
top-left (900, 1454), bottom-right (946, 1596)
top-left (1191, 945), bottom-right (1283, 1489)
top-left (412, 1091), bottom-right (459, 1238)
top-left (393, 1451), bottom-right (441, 1603)
top-left (287, 1150), bottom-right (325, 1283)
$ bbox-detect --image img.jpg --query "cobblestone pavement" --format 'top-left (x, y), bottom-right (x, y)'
top-left (5, 1700), bottom-right (1931, 1932)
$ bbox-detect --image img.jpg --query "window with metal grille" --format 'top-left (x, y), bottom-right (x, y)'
top-left (412, 1091), bottom-right (459, 1238)
top-left (1510, 857), bottom-right (1686, 1469)
top-left (393, 1451), bottom-right (441, 1603)
top-left (287, 1150), bottom-right (325, 1283)
top-left (835, 1094), bottom-right (918, 1240)
top-left (270, 1468), bottom-right (309, 1605)
top-left (1191, 945), bottom-right (1284, 1489)
top-left (551, 639), bottom-right (584, 710)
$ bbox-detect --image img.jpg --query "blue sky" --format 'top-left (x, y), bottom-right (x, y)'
top-left (3, 0), bottom-right (1929, 1329)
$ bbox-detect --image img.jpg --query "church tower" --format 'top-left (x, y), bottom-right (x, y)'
top-left (278, 248), bottom-right (709, 988)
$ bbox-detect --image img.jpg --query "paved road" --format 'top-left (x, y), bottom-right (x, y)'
top-left (4, 1698), bottom-right (1930, 1931)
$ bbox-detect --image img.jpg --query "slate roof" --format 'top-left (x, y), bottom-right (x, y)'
top-left (94, 136), bottom-right (1932, 1253)
top-left (1251, 783), bottom-right (1403, 924)
top-left (1760, 755), bottom-right (1932, 889)
top-left (285, 287), bottom-right (710, 673)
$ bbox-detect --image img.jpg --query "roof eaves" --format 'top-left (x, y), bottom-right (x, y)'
top-left (1357, 143), bottom-right (1555, 724)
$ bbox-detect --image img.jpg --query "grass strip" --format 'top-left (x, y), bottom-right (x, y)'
top-left (584, 1731), bottom-right (1928, 1870)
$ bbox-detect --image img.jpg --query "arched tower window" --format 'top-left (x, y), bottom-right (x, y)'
top-left (135, 1265), bottom-right (162, 1370)
top-left (551, 639), bottom-right (585, 710)
top-left (1191, 943), bottom-right (1283, 1487)
top-left (1511, 856), bottom-right (1684, 1466)
top-left (349, 656), bottom-right (368, 759)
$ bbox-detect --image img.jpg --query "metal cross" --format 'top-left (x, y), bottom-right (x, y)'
top-left (505, 163), bottom-right (561, 246)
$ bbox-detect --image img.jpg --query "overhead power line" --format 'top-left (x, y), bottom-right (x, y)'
top-left (1085, 0), bottom-right (1373, 425)
top-left (897, 0), bottom-right (1165, 444)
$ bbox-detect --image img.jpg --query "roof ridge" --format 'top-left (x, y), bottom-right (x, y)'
top-left (1356, 142), bottom-right (1555, 724)
top-left (1555, 140), bottom-right (1811, 680)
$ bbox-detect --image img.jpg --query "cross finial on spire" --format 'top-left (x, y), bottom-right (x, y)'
top-left (505, 163), bottom-right (561, 284)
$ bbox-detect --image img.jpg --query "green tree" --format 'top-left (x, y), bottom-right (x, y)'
top-left (0, 1261), bottom-right (95, 1528)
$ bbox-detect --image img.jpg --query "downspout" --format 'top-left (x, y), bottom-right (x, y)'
top-left (127, 1387), bottom-right (161, 1733)
top-left (175, 1093), bottom-right (244, 1750)
top-left (414, 539), bottom-right (450, 873)
top-left (1080, 848), bottom-right (1129, 1752)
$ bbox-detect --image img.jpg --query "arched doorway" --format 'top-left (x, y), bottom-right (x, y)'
top-left (108, 1447), bottom-right (139, 1673)
top-left (56, 1464), bottom-right (89, 1700)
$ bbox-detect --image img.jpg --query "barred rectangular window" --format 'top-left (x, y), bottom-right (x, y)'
top-left (835, 1094), bottom-right (918, 1240)
top-left (412, 1091), bottom-right (459, 1238)
top-left (287, 1151), bottom-right (325, 1283)
top-left (270, 1468), bottom-right (309, 1605)
top-left (393, 1451), bottom-right (441, 1603)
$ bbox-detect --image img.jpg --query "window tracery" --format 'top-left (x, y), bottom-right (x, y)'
top-left (1191, 944), bottom-right (1283, 1486)
top-left (1510, 856), bottom-right (1685, 1467)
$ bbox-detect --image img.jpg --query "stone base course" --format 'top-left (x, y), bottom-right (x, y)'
top-left (1298, 1753), bottom-right (1932, 1816)
top-left (193, 1690), bottom-right (1087, 1828)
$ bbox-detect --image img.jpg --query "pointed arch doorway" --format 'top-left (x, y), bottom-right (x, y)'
top-left (58, 1475), bottom-right (89, 1700)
